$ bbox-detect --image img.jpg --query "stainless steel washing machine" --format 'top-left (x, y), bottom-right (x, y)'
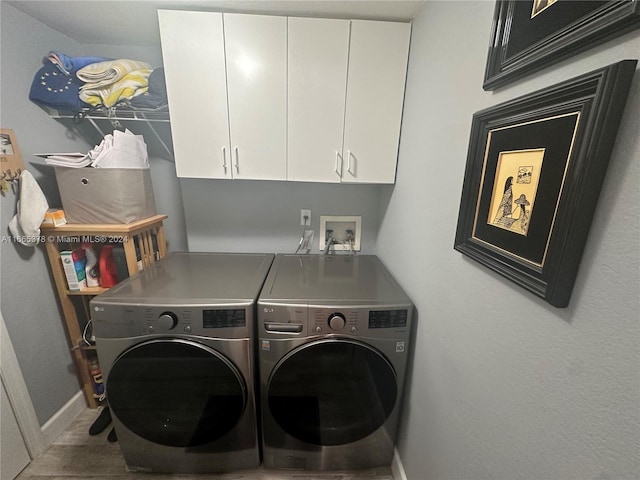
top-left (258, 254), bottom-right (413, 471)
top-left (90, 252), bottom-right (273, 473)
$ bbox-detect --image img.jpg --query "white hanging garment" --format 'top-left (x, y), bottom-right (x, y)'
top-left (8, 170), bottom-right (49, 246)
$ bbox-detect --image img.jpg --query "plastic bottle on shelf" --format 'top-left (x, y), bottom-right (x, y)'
top-left (70, 248), bottom-right (87, 290)
top-left (88, 358), bottom-right (104, 397)
top-left (98, 245), bottom-right (119, 288)
top-left (82, 243), bottom-right (100, 287)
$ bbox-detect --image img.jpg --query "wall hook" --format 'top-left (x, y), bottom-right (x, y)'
top-left (1, 168), bottom-right (22, 195)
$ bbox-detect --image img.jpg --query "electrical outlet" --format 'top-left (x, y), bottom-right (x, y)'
top-left (319, 215), bottom-right (362, 251)
top-left (300, 209), bottom-right (311, 226)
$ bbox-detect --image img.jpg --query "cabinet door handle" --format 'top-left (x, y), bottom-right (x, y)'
top-left (347, 150), bottom-right (355, 176)
top-left (221, 147), bottom-right (227, 173)
top-left (335, 151), bottom-right (343, 178)
top-left (234, 147), bottom-right (240, 174)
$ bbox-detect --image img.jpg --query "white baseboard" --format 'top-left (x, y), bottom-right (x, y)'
top-left (392, 447), bottom-right (408, 480)
top-left (41, 390), bottom-right (85, 445)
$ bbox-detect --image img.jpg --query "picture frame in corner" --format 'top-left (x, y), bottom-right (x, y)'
top-left (454, 60), bottom-right (637, 308)
top-left (483, 0), bottom-right (640, 90)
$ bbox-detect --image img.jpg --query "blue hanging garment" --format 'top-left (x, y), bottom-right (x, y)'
top-left (29, 62), bottom-right (91, 112)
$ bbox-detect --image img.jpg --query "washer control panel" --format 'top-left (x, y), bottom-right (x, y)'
top-left (311, 308), bottom-right (362, 335)
top-left (259, 304), bottom-right (411, 338)
top-left (311, 307), bottom-right (410, 337)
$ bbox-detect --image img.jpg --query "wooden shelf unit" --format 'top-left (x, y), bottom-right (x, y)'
top-left (42, 215), bottom-right (168, 408)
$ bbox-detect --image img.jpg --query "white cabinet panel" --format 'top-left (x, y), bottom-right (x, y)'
top-left (342, 20), bottom-right (411, 184)
top-left (158, 10), bottom-right (231, 179)
top-left (160, 12), bottom-right (409, 184)
top-left (288, 17), bottom-right (350, 183)
top-left (224, 14), bottom-right (287, 180)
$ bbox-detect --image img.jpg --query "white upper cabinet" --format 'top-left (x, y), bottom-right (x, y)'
top-left (159, 11), bottom-right (287, 180)
top-left (342, 20), bottom-right (411, 184)
top-left (159, 11), bottom-right (410, 183)
top-left (158, 10), bottom-right (231, 178)
top-left (287, 17), bottom-right (350, 183)
top-left (224, 14), bottom-right (287, 181)
top-left (288, 18), bottom-right (411, 184)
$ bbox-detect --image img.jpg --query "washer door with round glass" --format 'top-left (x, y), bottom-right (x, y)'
top-left (107, 339), bottom-right (246, 447)
top-left (267, 339), bottom-right (397, 446)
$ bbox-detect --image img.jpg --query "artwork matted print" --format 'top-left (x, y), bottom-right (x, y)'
top-left (455, 60), bottom-right (636, 307)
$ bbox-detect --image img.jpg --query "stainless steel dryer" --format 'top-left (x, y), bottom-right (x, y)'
top-left (258, 254), bottom-right (413, 471)
top-left (90, 252), bottom-right (273, 473)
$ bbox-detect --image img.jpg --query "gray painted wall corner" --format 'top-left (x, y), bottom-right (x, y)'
top-left (378, 2), bottom-right (640, 479)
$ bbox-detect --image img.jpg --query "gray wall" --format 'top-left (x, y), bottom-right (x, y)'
top-left (377, 2), bottom-right (640, 479)
top-left (0, 3), bottom-right (186, 424)
top-left (183, 178), bottom-right (392, 254)
top-left (1, 3), bottom-right (90, 424)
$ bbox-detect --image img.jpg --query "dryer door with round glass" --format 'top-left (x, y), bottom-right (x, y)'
top-left (267, 339), bottom-right (397, 446)
top-left (107, 339), bottom-right (246, 447)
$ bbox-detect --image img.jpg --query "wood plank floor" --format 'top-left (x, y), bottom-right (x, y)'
top-left (16, 408), bottom-right (394, 480)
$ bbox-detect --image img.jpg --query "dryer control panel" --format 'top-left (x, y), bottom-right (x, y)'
top-left (91, 303), bottom-right (253, 339)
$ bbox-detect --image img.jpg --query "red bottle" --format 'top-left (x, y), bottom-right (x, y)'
top-left (98, 245), bottom-right (119, 287)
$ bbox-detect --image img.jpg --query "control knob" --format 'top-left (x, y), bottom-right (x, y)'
top-left (157, 312), bottom-right (178, 330)
top-left (328, 312), bottom-right (346, 331)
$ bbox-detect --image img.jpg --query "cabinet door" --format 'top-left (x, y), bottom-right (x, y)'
top-left (224, 14), bottom-right (287, 181)
top-left (158, 10), bottom-right (231, 179)
top-left (342, 20), bottom-right (411, 184)
top-left (287, 17), bottom-right (350, 183)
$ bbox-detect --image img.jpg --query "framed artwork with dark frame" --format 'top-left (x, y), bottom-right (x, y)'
top-left (454, 60), bottom-right (636, 308)
top-left (483, 0), bottom-right (640, 90)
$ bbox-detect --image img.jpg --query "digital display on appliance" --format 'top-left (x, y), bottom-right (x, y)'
top-left (203, 309), bottom-right (246, 328)
top-left (368, 309), bottom-right (407, 328)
